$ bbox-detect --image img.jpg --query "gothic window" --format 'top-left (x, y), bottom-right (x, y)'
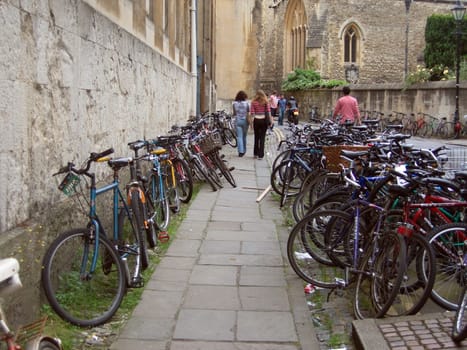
top-left (284, 0), bottom-right (307, 74)
top-left (344, 25), bottom-right (359, 64)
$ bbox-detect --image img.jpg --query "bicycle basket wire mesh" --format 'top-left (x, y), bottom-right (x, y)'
top-left (14, 316), bottom-right (47, 346)
top-left (57, 172), bottom-right (89, 213)
top-left (441, 146), bottom-right (467, 179)
top-left (199, 131), bottom-right (222, 154)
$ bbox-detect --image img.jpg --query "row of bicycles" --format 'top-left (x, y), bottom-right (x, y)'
top-left (360, 110), bottom-right (463, 139)
top-left (40, 111), bottom-right (237, 328)
top-left (271, 118), bottom-right (467, 342)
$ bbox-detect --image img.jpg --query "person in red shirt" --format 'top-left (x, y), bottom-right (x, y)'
top-left (333, 86), bottom-right (361, 125)
top-left (250, 89), bottom-right (272, 159)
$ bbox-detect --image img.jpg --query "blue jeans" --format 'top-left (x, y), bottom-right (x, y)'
top-left (279, 108), bottom-right (285, 125)
top-left (236, 117), bottom-right (248, 154)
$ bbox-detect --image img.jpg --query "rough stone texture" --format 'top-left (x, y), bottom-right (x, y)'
top-left (256, 0), bottom-right (455, 92)
top-left (0, 0), bottom-right (196, 327)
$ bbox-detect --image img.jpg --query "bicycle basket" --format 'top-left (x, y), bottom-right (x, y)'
top-left (199, 132), bottom-right (222, 154)
top-left (58, 172), bottom-right (81, 197)
top-left (322, 145), bottom-right (369, 172)
top-left (14, 316), bottom-right (47, 346)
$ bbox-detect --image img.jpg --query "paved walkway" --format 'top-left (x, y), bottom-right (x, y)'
top-left (110, 128), bottom-right (319, 350)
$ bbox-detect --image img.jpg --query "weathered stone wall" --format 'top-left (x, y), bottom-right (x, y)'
top-left (259, 0), bottom-right (454, 91)
top-left (0, 0), bottom-right (195, 326)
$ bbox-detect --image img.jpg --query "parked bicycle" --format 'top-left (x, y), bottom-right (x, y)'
top-left (42, 148), bottom-right (148, 327)
top-left (0, 258), bottom-right (63, 349)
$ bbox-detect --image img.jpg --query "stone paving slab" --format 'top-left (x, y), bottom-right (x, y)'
top-left (110, 130), bottom-right (320, 350)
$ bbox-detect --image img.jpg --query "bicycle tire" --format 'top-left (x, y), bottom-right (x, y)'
top-left (129, 190), bottom-right (149, 270)
top-left (147, 172), bottom-right (170, 231)
top-left (429, 222), bottom-right (467, 310)
top-left (270, 160), bottom-right (304, 196)
top-left (211, 151), bottom-right (236, 187)
top-left (222, 127), bottom-right (237, 148)
top-left (173, 158), bottom-right (193, 203)
top-left (41, 228), bottom-right (126, 327)
top-left (191, 157), bottom-right (218, 191)
top-left (386, 232), bottom-right (436, 317)
top-left (280, 161), bottom-right (294, 207)
top-left (203, 155), bottom-right (224, 189)
top-left (272, 149), bottom-right (291, 173)
top-left (164, 162), bottom-right (181, 214)
top-left (452, 285), bottom-right (467, 343)
top-left (353, 231), bottom-right (406, 319)
top-left (291, 168), bottom-right (330, 222)
top-left (287, 210), bottom-right (349, 288)
top-left (38, 339), bottom-right (62, 350)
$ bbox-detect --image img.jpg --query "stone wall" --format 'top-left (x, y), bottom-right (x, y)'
top-left (259, 0), bottom-right (455, 93)
top-left (0, 0), bottom-right (195, 326)
top-left (289, 81), bottom-right (467, 125)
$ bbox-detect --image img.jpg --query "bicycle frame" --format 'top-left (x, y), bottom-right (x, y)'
top-left (85, 171), bottom-right (131, 278)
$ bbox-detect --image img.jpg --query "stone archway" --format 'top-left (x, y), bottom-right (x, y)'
top-left (284, 0), bottom-right (307, 75)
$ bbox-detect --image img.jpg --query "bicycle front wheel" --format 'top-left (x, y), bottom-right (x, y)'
top-left (41, 228), bottom-right (126, 327)
top-left (354, 232), bottom-right (406, 319)
top-left (173, 158), bottom-right (193, 203)
top-left (452, 285), bottom-right (467, 343)
top-left (147, 173), bottom-right (170, 231)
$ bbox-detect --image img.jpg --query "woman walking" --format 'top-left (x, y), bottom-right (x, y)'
top-left (250, 90), bottom-right (272, 159)
top-left (232, 90), bottom-right (250, 157)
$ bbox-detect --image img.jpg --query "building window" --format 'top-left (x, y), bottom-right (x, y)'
top-left (344, 25), bottom-right (359, 64)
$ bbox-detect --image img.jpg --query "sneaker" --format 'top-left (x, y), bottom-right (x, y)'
top-left (239, 153), bottom-right (244, 157)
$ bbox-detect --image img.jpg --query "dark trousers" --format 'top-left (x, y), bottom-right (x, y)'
top-left (253, 118), bottom-right (268, 158)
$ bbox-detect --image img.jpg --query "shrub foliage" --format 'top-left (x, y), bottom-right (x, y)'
top-left (281, 68), bottom-right (346, 91)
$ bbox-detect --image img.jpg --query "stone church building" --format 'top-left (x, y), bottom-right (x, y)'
top-left (216, 0), bottom-right (455, 105)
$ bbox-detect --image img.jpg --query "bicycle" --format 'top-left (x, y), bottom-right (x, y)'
top-left (0, 258), bottom-right (63, 350)
top-left (41, 148), bottom-right (149, 327)
top-left (435, 116), bottom-right (456, 139)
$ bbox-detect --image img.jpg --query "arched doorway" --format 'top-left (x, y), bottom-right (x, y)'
top-left (284, 0), bottom-right (307, 75)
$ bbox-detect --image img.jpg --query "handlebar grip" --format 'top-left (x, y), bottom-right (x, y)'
top-left (90, 148), bottom-right (114, 161)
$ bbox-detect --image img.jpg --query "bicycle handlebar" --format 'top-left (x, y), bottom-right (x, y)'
top-left (54, 148), bottom-right (114, 176)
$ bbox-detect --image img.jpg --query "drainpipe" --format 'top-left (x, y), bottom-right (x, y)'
top-left (191, 0), bottom-right (198, 117)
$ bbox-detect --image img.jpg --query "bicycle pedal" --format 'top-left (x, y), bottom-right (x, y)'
top-left (130, 276), bottom-right (144, 288)
top-left (229, 167), bottom-right (235, 171)
top-left (158, 231), bottom-right (170, 243)
top-left (220, 154), bottom-right (225, 159)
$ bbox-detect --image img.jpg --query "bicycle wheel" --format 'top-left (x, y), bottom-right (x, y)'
top-left (386, 232), bottom-right (436, 317)
top-left (173, 158), bottom-right (193, 203)
top-left (38, 339), bottom-right (62, 350)
top-left (128, 190), bottom-right (149, 270)
top-left (222, 127), bottom-right (237, 148)
top-left (164, 162), bottom-right (181, 214)
top-left (270, 160), bottom-right (304, 196)
top-left (452, 285), bottom-right (467, 343)
top-left (429, 223), bottom-right (467, 310)
top-left (191, 157), bottom-right (218, 191)
top-left (147, 172), bottom-right (170, 231)
top-left (41, 228), bottom-right (126, 327)
top-left (211, 151), bottom-right (236, 187)
top-left (202, 154), bottom-right (224, 189)
top-left (287, 210), bottom-right (349, 288)
top-left (354, 231), bottom-right (406, 319)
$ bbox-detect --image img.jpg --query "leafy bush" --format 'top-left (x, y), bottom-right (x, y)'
top-left (405, 64), bottom-right (453, 86)
top-left (281, 68), bottom-right (346, 91)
